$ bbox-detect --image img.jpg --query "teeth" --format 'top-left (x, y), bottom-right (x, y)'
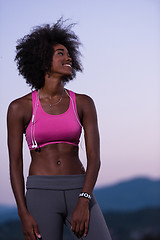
top-left (64, 64), bottom-right (72, 68)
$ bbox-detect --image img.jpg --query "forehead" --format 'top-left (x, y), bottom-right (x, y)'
top-left (53, 44), bottom-right (68, 52)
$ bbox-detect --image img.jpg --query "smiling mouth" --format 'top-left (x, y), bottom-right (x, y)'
top-left (63, 64), bottom-right (72, 68)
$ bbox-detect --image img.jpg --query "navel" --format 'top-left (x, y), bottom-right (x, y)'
top-left (57, 160), bottom-right (61, 165)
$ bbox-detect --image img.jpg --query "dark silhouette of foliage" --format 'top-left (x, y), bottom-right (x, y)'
top-left (142, 234), bottom-right (160, 240)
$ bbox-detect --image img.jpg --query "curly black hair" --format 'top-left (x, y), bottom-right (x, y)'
top-left (15, 19), bottom-right (82, 90)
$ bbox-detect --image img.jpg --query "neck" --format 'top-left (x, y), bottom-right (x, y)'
top-left (40, 76), bottom-right (64, 97)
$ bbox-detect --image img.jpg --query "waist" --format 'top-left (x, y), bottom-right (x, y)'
top-left (29, 147), bottom-right (85, 176)
top-left (26, 174), bottom-right (85, 190)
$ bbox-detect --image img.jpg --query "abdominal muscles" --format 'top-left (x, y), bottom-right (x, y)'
top-left (29, 143), bottom-right (85, 176)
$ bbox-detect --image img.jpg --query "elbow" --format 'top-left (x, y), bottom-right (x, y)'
top-left (9, 157), bottom-right (23, 175)
top-left (87, 156), bottom-right (101, 173)
top-left (98, 159), bottom-right (101, 171)
top-left (96, 159), bottom-right (101, 173)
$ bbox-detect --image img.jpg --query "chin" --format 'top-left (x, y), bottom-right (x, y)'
top-left (62, 74), bottom-right (72, 81)
top-left (63, 72), bottom-right (72, 77)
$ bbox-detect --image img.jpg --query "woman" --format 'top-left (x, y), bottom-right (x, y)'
top-left (7, 19), bottom-right (112, 240)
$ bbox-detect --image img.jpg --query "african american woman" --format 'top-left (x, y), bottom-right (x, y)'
top-left (7, 19), bottom-right (112, 240)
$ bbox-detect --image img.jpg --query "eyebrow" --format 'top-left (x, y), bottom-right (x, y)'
top-left (55, 49), bottom-right (65, 52)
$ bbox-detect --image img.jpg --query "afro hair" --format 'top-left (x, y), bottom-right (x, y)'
top-left (15, 18), bottom-right (82, 90)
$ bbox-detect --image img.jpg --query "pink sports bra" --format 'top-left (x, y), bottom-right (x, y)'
top-left (25, 90), bottom-right (82, 150)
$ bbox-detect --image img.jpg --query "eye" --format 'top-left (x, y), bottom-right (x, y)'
top-left (58, 51), bottom-right (64, 56)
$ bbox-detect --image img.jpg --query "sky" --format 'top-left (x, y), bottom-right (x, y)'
top-left (0, 0), bottom-right (160, 205)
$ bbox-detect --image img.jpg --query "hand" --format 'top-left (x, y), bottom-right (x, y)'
top-left (71, 198), bottom-right (90, 238)
top-left (20, 212), bottom-right (41, 240)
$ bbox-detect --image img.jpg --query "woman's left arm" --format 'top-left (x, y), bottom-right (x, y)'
top-left (71, 95), bottom-right (101, 238)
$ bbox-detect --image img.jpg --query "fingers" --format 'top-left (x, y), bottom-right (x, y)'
top-left (24, 230), bottom-right (37, 240)
top-left (71, 203), bottom-right (90, 238)
top-left (33, 224), bottom-right (42, 239)
top-left (23, 224), bottom-right (41, 240)
top-left (75, 222), bottom-right (80, 237)
top-left (84, 220), bottom-right (89, 237)
top-left (71, 218), bottom-right (79, 237)
top-left (71, 220), bottom-right (76, 232)
top-left (21, 213), bottom-right (41, 240)
top-left (80, 222), bottom-right (85, 237)
top-left (71, 220), bottom-right (89, 238)
top-left (71, 221), bottom-right (81, 238)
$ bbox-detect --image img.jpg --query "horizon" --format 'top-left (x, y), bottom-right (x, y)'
top-left (1, 175), bottom-right (160, 207)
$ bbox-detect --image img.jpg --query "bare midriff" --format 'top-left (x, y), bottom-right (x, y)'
top-left (29, 143), bottom-right (85, 176)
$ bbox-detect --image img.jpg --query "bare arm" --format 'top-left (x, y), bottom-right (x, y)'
top-left (71, 95), bottom-right (101, 237)
top-left (7, 99), bottom-right (41, 240)
top-left (7, 100), bottom-right (27, 215)
top-left (81, 95), bottom-right (100, 195)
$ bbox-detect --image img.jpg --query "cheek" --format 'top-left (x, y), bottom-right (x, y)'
top-left (51, 59), bottom-right (59, 70)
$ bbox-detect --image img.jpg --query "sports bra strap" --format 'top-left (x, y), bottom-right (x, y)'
top-left (65, 89), bottom-right (82, 128)
top-left (32, 90), bottom-right (38, 111)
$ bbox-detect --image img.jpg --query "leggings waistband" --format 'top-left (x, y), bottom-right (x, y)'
top-left (26, 174), bottom-right (85, 190)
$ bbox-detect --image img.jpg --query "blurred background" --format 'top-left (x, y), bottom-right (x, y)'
top-left (0, 0), bottom-right (160, 239)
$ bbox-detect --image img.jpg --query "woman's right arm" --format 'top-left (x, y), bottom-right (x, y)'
top-left (7, 99), bottom-right (41, 240)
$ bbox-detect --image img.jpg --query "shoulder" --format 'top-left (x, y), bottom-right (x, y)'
top-left (74, 92), bottom-right (98, 128)
top-left (7, 92), bottom-right (33, 117)
top-left (71, 91), bottom-right (97, 119)
top-left (74, 92), bottom-right (96, 110)
top-left (71, 90), bottom-right (95, 106)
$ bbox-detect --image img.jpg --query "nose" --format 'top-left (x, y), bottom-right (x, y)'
top-left (66, 54), bottom-right (72, 63)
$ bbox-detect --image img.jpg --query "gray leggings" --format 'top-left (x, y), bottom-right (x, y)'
top-left (26, 174), bottom-right (112, 240)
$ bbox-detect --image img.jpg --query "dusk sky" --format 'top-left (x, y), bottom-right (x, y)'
top-left (0, 0), bottom-right (160, 205)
